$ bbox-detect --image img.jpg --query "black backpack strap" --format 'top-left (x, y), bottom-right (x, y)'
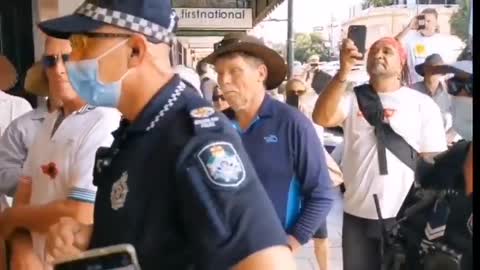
top-left (354, 85), bottom-right (419, 175)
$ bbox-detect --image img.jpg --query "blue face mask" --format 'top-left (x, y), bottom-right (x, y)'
top-left (66, 40), bottom-right (131, 108)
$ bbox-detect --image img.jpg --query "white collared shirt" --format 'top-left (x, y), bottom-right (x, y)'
top-left (22, 106), bottom-right (120, 261)
top-left (0, 91), bottom-right (32, 136)
top-left (0, 104), bottom-right (48, 197)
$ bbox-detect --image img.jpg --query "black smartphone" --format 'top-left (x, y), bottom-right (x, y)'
top-left (347, 25), bottom-right (367, 59)
top-left (54, 244), bottom-right (140, 270)
top-left (417, 14), bottom-right (426, 30)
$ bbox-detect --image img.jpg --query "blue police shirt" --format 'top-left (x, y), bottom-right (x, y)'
top-left (89, 76), bottom-right (287, 270)
top-left (227, 94), bottom-right (334, 244)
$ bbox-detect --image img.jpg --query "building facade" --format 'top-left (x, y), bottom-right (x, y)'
top-left (342, 4), bottom-right (461, 49)
top-left (0, 0), bottom-right (284, 99)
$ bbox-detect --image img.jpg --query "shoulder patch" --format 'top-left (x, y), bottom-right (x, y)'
top-left (197, 142), bottom-right (246, 188)
top-left (190, 107), bottom-right (215, 119)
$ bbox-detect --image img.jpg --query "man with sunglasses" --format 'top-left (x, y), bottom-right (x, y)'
top-left (0, 36), bottom-right (120, 269)
top-left (410, 54), bottom-right (460, 145)
top-left (40, 1), bottom-right (296, 270)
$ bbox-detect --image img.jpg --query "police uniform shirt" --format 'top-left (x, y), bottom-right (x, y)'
top-left (225, 95), bottom-right (334, 244)
top-left (22, 105), bottom-right (120, 261)
top-left (416, 141), bottom-right (472, 269)
top-left (90, 75), bottom-right (287, 270)
top-left (0, 105), bottom-right (48, 197)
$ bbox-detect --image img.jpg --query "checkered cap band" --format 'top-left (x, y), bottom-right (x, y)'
top-left (75, 2), bottom-right (177, 45)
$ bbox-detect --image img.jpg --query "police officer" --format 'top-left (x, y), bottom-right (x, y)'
top-left (40, 1), bottom-right (296, 269)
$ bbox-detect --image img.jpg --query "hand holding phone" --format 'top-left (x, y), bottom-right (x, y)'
top-left (417, 14), bottom-right (426, 30)
top-left (339, 39), bottom-right (363, 73)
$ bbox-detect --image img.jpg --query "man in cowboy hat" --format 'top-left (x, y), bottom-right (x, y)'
top-left (40, 1), bottom-right (295, 269)
top-left (204, 33), bottom-right (334, 255)
top-left (410, 53), bottom-right (458, 144)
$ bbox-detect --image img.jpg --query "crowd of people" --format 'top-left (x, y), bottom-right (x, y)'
top-left (0, 0), bottom-right (472, 270)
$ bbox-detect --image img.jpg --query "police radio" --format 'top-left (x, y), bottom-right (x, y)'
top-left (53, 244), bottom-right (141, 270)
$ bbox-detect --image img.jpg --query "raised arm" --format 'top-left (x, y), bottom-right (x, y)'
top-left (312, 39), bottom-right (361, 127)
top-left (395, 16), bottom-right (417, 41)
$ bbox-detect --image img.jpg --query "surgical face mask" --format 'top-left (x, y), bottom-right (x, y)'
top-left (451, 96), bottom-right (472, 141)
top-left (66, 39), bottom-right (131, 108)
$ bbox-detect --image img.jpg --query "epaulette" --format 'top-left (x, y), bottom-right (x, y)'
top-left (183, 90), bottom-right (224, 135)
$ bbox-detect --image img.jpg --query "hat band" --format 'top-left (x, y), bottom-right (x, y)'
top-left (75, 2), bottom-right (177, 45)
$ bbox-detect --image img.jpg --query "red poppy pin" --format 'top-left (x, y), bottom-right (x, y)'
top-left (41, 162), bottom-right (59, 179)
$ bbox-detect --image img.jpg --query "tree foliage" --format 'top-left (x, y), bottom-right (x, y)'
top-left (450, 0), bottom-right (470, 42)
top-left (362, 0), bottom-right (393, 9)
top-left (294, 33), bottom-right (328, 63)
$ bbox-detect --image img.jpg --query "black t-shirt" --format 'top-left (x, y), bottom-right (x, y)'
top-left (89, 75), bottom-right (287, 270)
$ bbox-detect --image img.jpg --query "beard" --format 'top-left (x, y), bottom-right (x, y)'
top-left (367, 62), bottom-right (397, 78)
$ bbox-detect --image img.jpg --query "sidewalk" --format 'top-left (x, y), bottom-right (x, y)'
top-left (295, 191), bottom-right (343, 270)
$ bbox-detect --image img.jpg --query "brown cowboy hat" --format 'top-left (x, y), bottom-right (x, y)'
top-left (24, 62), bottom-right (49, 97)
top-left (0, 55), bottom-right (18, 91)
top-left (202, 33), bottom-right (287, 90)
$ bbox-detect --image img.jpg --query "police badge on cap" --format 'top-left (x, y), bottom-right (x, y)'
top-left (197, 142), bottom-right (246, 188)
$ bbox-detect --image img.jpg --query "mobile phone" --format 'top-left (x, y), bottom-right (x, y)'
top-left (347, 25), bottom-right (367, 59)
top-left (54, 244), bottom-right (141, 270)
top-left (417, 14), bottom-right (426, 30)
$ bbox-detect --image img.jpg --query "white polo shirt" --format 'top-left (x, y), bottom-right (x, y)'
top-left (22, 105), bottom-right (120, 261)
top-left (0, 91), bottom-right (32, 211)
top-left (340, 87), bottom-right (447, 219)
top-left (0, 91), bottom-right (32, 136)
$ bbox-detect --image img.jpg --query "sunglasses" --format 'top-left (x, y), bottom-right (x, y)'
top-left (69, 32), bottom-right (132, 50)
top-left (42, 54), bottom-right (70, 68)
top-left (212, 95), bottom-right (225, 102)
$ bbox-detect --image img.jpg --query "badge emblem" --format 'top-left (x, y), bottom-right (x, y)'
top-left (190, 107), bottom-right (215, 119)
top-left (111, 172), bottom-right (129, 210)
top-left (197, 142), bottom-right (246, 188)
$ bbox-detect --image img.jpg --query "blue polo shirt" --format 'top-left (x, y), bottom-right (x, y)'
top-left (227, 94), bottom-right (334, 244)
